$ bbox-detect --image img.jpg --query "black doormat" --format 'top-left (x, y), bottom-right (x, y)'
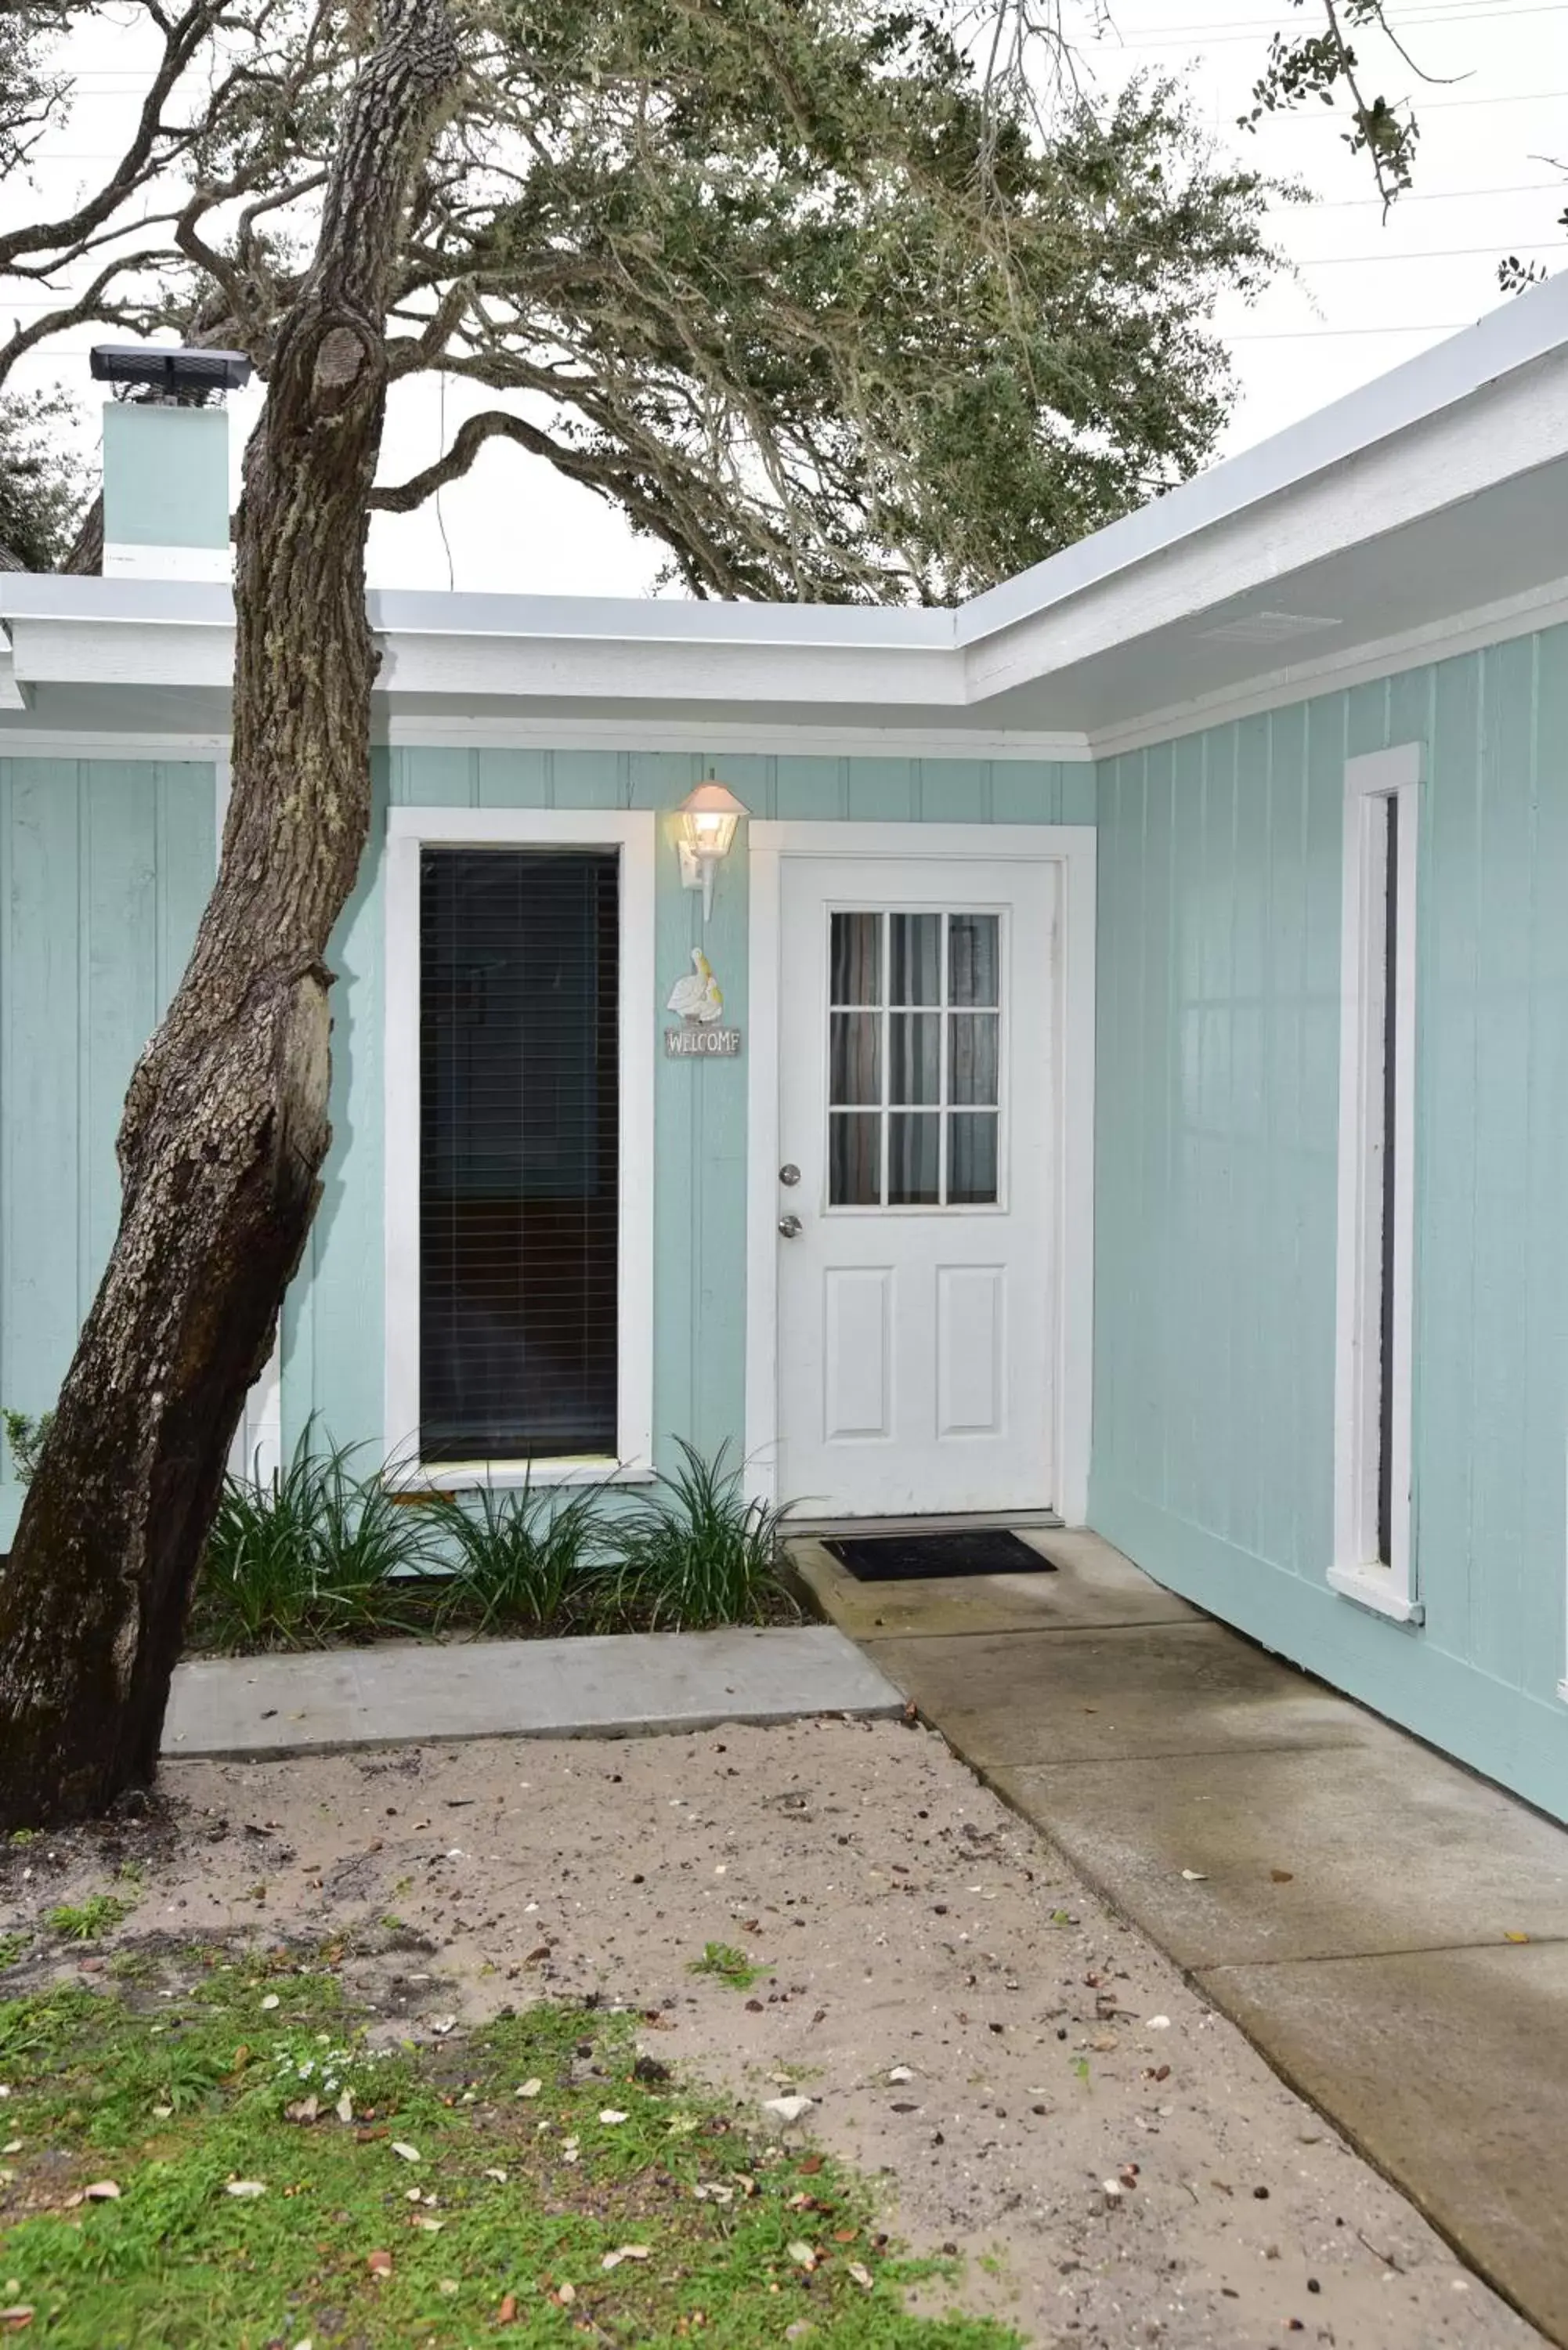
top-left (824, 1528), bottom-right (1057, 1582)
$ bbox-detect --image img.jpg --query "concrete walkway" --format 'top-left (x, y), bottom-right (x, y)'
top-left (163, 1622), bottom-right (902, 1759)
top-left (793, 1528), bottom-right (1568, 2348)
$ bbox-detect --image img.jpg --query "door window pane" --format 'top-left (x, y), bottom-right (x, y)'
top-left (829, 1012), bottom-right (881, 1106)
top-left (949, 913), bottom-right (999, 1007)
top-left (948, 1012), bottom-right (999, 1105)
top-left (830, 911), bottom-right (881, 1006)
top-left (947, 1112), bottom-right (999, 1205)
top-left (888, 1012), bottom-right (940, 1104)
top-left (822, 907), bottom-right (1005, 1210)
top-left (829, 1112), bottom-right (883, 1206)
top-left (890, 913), bottom-right (941, 1004)
top-left (888, 1112), bottom-right (941, 1206)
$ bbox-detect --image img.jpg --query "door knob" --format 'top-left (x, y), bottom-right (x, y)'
top-left (779, 1163), bottom-right (801, 1187)
top-left (777, 1213), bottom-right (803, 1239)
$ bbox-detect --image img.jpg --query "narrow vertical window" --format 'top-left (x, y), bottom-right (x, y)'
top-left (1332, 746), bottom-right (1422, 1623)
top-left (419, 847), bottom-right (620, 1466)
top-left (1376, 791), bottom-right (1399, 1568)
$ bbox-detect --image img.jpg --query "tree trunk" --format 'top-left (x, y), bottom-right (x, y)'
top-left (60, 492), bottom-right (103, 577)
top-left (0, 0), bottom-right (460, 1829)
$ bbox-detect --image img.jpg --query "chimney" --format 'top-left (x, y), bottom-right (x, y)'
top-left (89, 345), bottom-right (252, 584)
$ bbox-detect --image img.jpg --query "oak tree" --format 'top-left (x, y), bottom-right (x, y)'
top-left (0, 0), bottom-right (1282, 1821)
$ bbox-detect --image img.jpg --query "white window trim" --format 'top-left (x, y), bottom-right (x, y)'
top-left (744, 819), bottom-right (1095, 1526)
top-left (383, 804), bottom-right (656, 1488)
top-left (1331, 743), bottom-right (1423, 1625)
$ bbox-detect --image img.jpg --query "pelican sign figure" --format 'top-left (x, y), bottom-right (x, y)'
top-left (667, 946), bottom-right (724, 1025)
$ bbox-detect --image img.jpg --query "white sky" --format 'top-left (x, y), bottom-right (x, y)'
top-left (7, 0), bottom-right (1567, 597)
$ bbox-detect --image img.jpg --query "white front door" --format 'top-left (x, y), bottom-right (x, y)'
top-left (775, 855), bottom-right (1057, 1517)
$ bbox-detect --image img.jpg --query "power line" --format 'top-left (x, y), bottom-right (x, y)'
top-left (1104, 0), bottom-right (1559, 36)
top-left (1297, 177), bottom-right (1565, 205)
top-left (1266, 85), bottom-right (1568, 116)
top-left (1104, 2), bottom-right (1563, 48)
top-left (1230, 320), bottom-right (1476, 336)
top-left (1296, 238), bottom-right (1562, 262)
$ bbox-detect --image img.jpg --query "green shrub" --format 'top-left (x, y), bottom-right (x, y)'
top-left (602, 1440), bottom-right (797, 1631)
top-left (425, 1477), bottom-right (608, 1634)
top-left (184, 1434), bottom-right (795, 1652)
top-left (190, 1426), bottom-right (439, 1652)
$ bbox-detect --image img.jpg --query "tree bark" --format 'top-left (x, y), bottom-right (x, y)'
top-left (0, 0), bottom-right (461, 1829)
top-left (60, 492), bottom-right (103, 577)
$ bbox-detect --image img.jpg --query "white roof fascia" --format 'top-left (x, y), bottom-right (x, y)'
top-left (955, 270), bottom-right (1568, 655)
top-left (367, 588), bottom-right (954, 649)
top-left (0, 628), bottom-right (27, 710)
top-left (0, 577), bottom-right (954, 648)
top-left (374, 633), bottom-right (962, 705)
top-left (1, 274), bottom-right (1566, 716)
top-left (963, 342), bottom-right (1568, 703)
top-left (0, 577), bottom-right (234, 627)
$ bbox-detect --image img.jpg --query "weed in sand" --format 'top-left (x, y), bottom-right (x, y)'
top-left (688, 1940), bottom-right (768, 1990)
top-left (45, 1895), bottom-right (135, 1942)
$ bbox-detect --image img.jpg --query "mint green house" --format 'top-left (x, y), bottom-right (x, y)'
top-left (5, 277), bottom-right (1568, 1820)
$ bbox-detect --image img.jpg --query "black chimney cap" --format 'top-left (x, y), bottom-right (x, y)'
top-left (89, 345), bottom-right (253, 401)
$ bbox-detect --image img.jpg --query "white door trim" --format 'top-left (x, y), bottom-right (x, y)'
top-left (383, 803), bottom-right (657, 1486)
top-left (746, 820), bottom-right (1095, 1524)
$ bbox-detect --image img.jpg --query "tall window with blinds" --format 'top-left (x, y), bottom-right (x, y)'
top-left (419, 848), bottom-right (620, 1465)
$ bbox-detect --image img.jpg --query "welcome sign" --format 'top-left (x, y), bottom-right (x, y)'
top-left (665, 1025), bottom-right (742, 1058)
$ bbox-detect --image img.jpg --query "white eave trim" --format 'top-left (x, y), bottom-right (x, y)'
top-left (381, 714), bottom-right (1091, 761)
top-left (963, 342), bottom-right (1568, 703)
top-left (956, 269), bottom-right (1568, 646)
top-left (366, 588), bottom-right (956, 650)
top-left (0, 626), bottom-right (27, 711)
top-left (1, 277), bottom-right (1566, 728)
top-left (1086, 571), bottom-right (1568, 761)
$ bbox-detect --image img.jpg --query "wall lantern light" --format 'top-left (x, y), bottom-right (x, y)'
top-left (677, 778), bottom-right (748, 920)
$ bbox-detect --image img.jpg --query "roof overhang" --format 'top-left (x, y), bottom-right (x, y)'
top-left (4, 271), bottom-right (1567, 761)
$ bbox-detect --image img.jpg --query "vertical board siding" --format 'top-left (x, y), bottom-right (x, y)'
top-left (1091, 626), bottom-right (1568, 1820)
top-left (0, 758), bottom-right (215, 1543)
top-left (287, 748), bottom-right (1083, 1481)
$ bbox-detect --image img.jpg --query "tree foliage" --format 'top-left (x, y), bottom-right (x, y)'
top-left (0, 389), bottom-right (89, 570)
top-left (1240, 0), bottom-right (1565, 283)
top-left (1, 0), bottom-right (1282, 599)
top-left (1240, 0), bottom-right (1425, 214)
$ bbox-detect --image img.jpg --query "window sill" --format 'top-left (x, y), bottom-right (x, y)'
top-left (1328, 1564), bottom-right (1424, 1625)
top-left (392, 1460), bottom-right (657, 1494)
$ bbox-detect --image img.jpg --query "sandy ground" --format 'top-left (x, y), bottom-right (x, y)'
top-left (0, 1715), bottom-right (1544, 2350)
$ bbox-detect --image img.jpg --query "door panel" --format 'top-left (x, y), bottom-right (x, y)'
top-left (776, 855), bottom-right (1056, 1517)
top-left (937, 1264), bottom-right (1006, 1438)
top-left (823, 1266), bottom-right (894, 1441)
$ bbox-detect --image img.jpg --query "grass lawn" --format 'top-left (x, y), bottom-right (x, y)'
top-left (0, 1950), bottom-right (1020, 2348)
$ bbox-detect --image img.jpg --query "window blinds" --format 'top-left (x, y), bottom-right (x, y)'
top-left (418, 847), bottom-right (620, 1464)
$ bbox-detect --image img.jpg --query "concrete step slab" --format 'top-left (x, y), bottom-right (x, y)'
top-left (986, 1742), bottom-right (1568, 1969)
top-left (1198, 1940), bottom-right (1568, 2344)
top-left (865, 1619), bottom-right (1385, 1766)
top-left (791, 1525), bottom-right (1201, 1639)
top-left (164, 1625), bottom-right (904, 1759)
